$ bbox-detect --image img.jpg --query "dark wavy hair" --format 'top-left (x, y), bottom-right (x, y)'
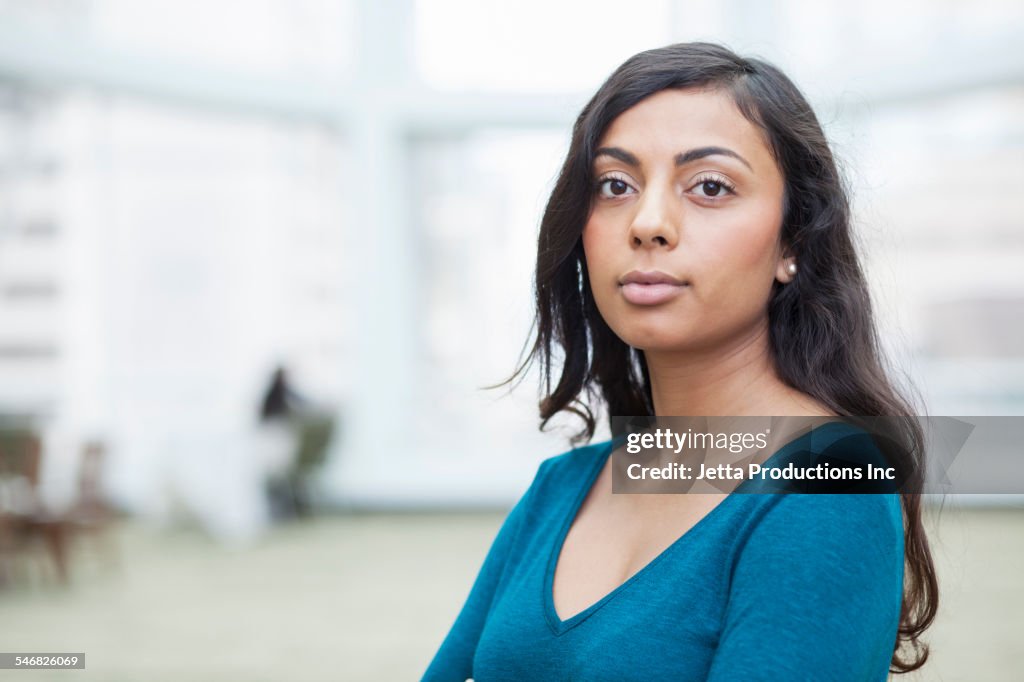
top-left (498, 42), bottom-right (937, 673)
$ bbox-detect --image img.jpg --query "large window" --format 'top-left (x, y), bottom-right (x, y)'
top-left (0, 0), bottom-right (1021, 509)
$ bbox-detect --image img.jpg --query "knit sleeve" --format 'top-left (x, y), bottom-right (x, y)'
top-left (705, 493), bottom-right (905, 682)
top-left (421, 459), bottom-right (549, 682)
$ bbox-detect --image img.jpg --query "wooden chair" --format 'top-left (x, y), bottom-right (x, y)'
top-left (0, 426), bottom-right (71, 587)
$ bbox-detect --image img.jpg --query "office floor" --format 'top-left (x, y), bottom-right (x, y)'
top-left (0, 506), bottom-right (1020, 681)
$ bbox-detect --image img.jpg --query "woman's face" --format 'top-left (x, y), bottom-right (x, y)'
top-left (582, 87), bottom-right (793, 354)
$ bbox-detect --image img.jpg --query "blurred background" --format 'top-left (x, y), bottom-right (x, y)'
top-left (0, 0), bottom-right (1021, 680)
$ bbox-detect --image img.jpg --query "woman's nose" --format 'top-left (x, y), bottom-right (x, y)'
top-left (627, 183), bottom-right (679, 248)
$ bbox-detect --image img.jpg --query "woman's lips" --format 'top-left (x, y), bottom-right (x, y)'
top-left (620, 281), bottom-right (688, 305)
top-left (619, 270), bottom-right (689, 305)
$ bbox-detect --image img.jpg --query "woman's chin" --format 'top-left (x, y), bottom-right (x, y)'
top-left (616, 329), bottom-right (707, 354)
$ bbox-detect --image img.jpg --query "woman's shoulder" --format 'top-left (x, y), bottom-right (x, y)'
top-left (715, 490), bottom-right (905, 615)
top-left (757, 491), bottom-right (903, 542)
top-left (527, 438), bottom-right (615, 498)
top-left (726, 422), bottom-right (905, 562)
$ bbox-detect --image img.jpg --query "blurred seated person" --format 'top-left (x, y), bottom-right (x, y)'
top-left (256, 365), bottom-right (334, 520)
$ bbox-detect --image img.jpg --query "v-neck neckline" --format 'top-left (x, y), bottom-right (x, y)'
top-left (542, 423), bottom-right (846, 636)
top-left (542, 439), bottom-right (740, 636)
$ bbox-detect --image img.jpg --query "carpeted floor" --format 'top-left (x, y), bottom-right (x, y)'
top-left (0, 506), bottom-right (1020, 681)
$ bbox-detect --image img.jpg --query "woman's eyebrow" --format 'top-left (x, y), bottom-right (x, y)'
top-left (594, 145), bottom-right (753, 172)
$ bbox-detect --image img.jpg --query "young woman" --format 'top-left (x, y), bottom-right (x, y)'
top-left (423, 42), bottom-right (937, 681)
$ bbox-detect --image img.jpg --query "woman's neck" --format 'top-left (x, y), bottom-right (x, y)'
top-left (644, 323), bottom-right (812, 417)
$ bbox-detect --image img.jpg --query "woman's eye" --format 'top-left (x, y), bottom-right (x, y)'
top-left (691, 176), bottom-right (735, 198)
top-left (700, 180), bottom-right (724, 196)
top-left (597, 177), bottom-right (634, 198)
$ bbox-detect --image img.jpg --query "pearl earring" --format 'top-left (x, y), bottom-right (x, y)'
top-left (787, 262), bottom-right (797, 276)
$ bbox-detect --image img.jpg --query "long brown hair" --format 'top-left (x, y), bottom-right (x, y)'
top-left (500, 42), bottom-right (937, 673)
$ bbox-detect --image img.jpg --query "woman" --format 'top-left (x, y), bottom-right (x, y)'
top-left (423, 42), bottom-right (936, 680)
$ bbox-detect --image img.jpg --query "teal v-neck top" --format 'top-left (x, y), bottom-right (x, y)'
top-left (422, 423), bottom-right (904, 681)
